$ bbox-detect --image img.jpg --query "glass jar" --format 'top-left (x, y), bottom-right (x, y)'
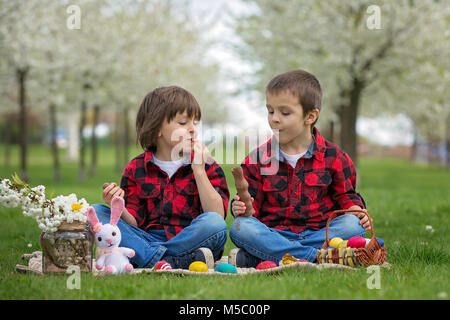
top-left (40, 221), bottom-right (93, 274)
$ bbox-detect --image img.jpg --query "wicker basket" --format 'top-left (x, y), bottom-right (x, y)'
top-left (317, 209), bottom-right (386, 268)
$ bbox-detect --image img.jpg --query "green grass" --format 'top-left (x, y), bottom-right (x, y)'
top-left (0, 145), bottom-right (449, 299)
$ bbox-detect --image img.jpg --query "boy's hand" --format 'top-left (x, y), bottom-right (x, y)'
top-left (191, 139), bottom-right (213, 173)
top-left (232, 194), bottom-right (254, 217)
top-left (347, 205), bottom-right (372, 231)
top-left (102, 182), bottom-right (124, 206)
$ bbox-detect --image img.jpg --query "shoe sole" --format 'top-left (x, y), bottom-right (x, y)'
top-left (228, 248), bottom-right (240, 267)
top-left (198, 247), bottom-right (215, 270)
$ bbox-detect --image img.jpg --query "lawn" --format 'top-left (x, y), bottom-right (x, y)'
top-left (0, 145), bottom-right (449, 299)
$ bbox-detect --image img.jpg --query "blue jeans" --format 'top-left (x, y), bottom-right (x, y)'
top-left (229, 214), bottom-right (365, 263)
top-left (91, 204), bottom-right (228, 268)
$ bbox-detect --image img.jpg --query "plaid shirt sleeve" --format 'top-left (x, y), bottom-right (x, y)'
top-left (120, 161), bottom-right (143, 226)
top-left (206, 161), bottom-right (230, 219)
top-left (231, 156), bottom-right (265, 217)
top-left (329, 150), bottom-right (365, 209)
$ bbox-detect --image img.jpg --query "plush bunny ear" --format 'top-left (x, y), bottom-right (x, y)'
top-left (110, 196), bottom-right (124, 226)
top-left (86, 206), bottom-right (102, 233)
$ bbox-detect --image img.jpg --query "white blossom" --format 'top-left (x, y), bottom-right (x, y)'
top-left (0, 177), bottom-right (90, 233)
top-left (425, 225), bottom-right (435, 234)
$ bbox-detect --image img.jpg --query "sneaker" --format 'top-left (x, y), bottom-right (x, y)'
top-left (228, 248), bottom-right (263, 268)
top-left (163, 247), bottom-right (214, 270)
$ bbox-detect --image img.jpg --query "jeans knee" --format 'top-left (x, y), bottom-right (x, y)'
top-left (340, 214), bottom-right (365, 239)
top-left (91, 203), bottom-right (110, 224)
top-left (203, 212), bottom-right (227, 231)
top-left (229, 216), bottom-right (259, 243)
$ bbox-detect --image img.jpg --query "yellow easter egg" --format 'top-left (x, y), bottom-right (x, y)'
top-left (189, 261), bottom-right (208, 272)
top-left (337, 240), bottom-right (348, 248)
top-left (329, 237), bottom-right (343, 248)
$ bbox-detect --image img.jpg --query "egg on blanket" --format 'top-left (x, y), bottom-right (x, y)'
top-left (155, 260), bottom-right (172, 270)
top-left (189, 261), bottom-right (208, 272)
top-left (256, 261), bottom-right (277, 270)
top-left (215, 263), bottom-right (237, 274)
top-left (329, 237), bottom-right (343, 248)
top-left (347, 236), bottom-right (366, 248)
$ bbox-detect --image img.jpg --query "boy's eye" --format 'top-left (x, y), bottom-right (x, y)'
top-left (178, 122), bottom-right (187, 125)
top-left (281, 112), bottom-right (290, 116)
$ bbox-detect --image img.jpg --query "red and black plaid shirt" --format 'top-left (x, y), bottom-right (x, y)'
top-left (120, 151), bottom-right (230, 240)
top-left (237, 128), bottom-right (365, 234)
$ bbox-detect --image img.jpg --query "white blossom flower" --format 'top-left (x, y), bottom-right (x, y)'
top-left (0, 177), bottom-right (89, 233)
top-left (425, 225), bottom-right (435, 234)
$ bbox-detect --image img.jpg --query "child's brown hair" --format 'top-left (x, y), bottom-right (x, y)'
top-left (266, 69), bottom-right (322, 126)
top-left (136, 86), bottom-right (201, 151)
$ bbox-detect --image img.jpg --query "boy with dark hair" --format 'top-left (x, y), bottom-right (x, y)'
top-left (93, 86), bottom-right (230, 269)
top-left (229, 70), bottom-right (369, 267)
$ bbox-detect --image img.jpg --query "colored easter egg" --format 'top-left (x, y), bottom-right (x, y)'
top-left (376, 237), bottom-right (384, 247)
top-left (364, 237), bottom-right (385, 247)
top-left (337, 240), bottom-right (348, 248)
top-left (325, 246), bottom-right (336, 250)
top-left (297, 259), bottom-right (308, 263)
top-left (215, 263), bottom-right (237, 274)
top-left (155, 260), bottom-right (172, 270)
top-left (347, 236), bottom-right (366, 248)
top-left (256, 261), bottom-right (277, 270)
top-left (189, 261), bottom-right (208, 272)
top-left (329, 237), bottom-right (343, 248)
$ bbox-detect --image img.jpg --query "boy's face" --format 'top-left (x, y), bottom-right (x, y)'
top-left (266, 90), bottom-right (317, 150)
top-left (157, 110), bottom-right (199, 158)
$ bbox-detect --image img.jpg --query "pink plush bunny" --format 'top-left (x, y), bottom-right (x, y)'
top-left (86, 196), bottom-right (135, 275)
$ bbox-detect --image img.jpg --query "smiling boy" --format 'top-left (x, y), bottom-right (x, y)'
top-left (228, 70), bottom-right (369, 267)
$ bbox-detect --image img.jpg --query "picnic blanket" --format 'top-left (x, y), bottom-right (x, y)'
top-left (15, 251), bottom-right (390, 276)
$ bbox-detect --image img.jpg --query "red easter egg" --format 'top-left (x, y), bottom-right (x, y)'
top-left (256, 261), bottom-right (277, 270)
top-left (297, 259), bottom-right (308, 263)
top-left (156, 260), bottom-right (172, 270)
top-left (347, 236), bottom-right (366, 248)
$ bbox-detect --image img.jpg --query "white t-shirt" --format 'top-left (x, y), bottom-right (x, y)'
top-left (280, 150), bottom-right (307, 168)
top-left (152, 155), bottom-right (189, 179)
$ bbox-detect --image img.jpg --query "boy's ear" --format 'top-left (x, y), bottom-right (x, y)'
top-left (305, 108), bottom-right (320, 125)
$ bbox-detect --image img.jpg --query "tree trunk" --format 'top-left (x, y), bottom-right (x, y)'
top-left (114, 110), bottom-right (122, 174)
top-left (410, 128), bottom-right (419, 163)
top-left (3, 113), bottom-right (11, 168)
top-left (324, 120), bottom-right (335, 143)
top-left (49, 104), bottom-right (60, 182)
top-left (338, 78), bottom-right (365, 166)
top-left (123, 108), bottom-right (130, 169)
top-left (66, 109), bottom-right (79, 162)
top-left (446, 113), bottom-right (450, 167)
top-left (16, 67), bottom-right (29, 183)
top-left (90, 105), bottom-right (99, 177)
top-left (78, 100), bottom-right (87, 181)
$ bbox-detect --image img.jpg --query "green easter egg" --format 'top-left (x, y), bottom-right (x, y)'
top-left (215, 263), bottom-right (237, 274)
